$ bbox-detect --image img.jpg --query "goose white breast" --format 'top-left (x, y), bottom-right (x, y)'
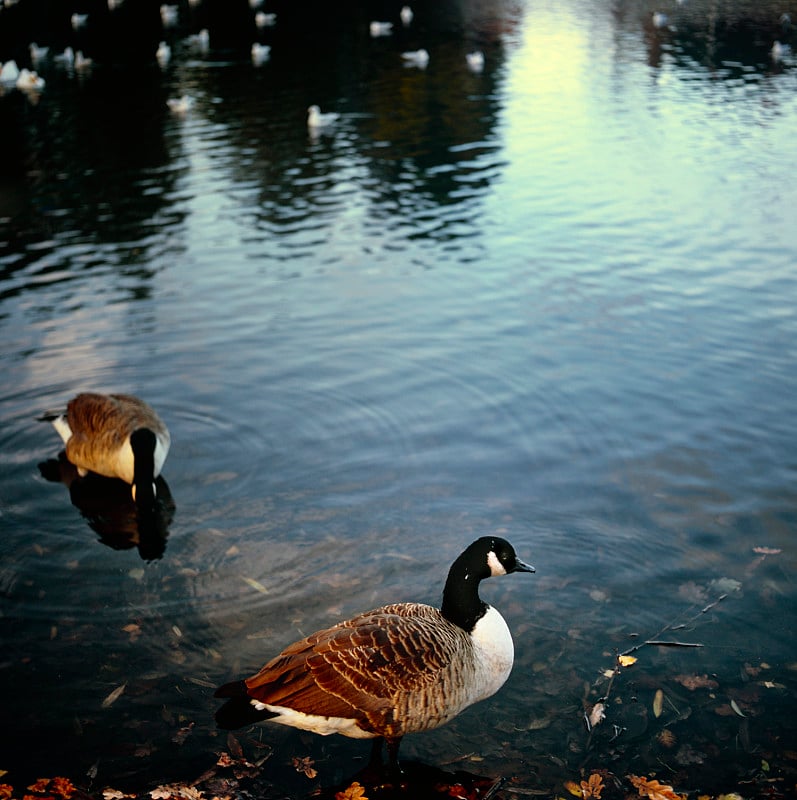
top-left (214, 536), bottom-right (534, 774)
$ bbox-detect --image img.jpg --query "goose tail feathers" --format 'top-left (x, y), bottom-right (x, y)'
top-left (214, 680), bottom-right (277, 729)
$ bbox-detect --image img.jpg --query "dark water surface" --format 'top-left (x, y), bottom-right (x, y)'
top-left (1, 0), bottom-right (796, 796)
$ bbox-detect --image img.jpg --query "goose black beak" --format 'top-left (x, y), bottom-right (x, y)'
top-left (514, 559), bottom-right (536, 574)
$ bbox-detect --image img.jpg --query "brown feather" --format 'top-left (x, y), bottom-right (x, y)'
top-left (243, 602), bottom-right (478, 738)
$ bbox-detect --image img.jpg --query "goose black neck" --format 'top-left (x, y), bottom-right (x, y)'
top-left (131, 428), bottom-right (157, 507)
top-left (440, 551), bottom-right (488, 633)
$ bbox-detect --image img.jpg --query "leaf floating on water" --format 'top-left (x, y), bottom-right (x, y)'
top-left (618, 655), bottom-right (637, 667)
top-left (730, 698), bottom-right (746, 717)
top-left (241, 576), bottom-right (269, 594)
top-left (580, 773), bottom-right (605, 799)
top-left (653, 688), bottom-right (664, 718)
top-left (101, 683), bottom-right (126, 708)
top-left (752, 546), bottom-right (782, 555)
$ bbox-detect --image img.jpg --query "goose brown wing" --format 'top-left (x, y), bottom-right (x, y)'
top-left (244, 603), bottom-right (465, 726)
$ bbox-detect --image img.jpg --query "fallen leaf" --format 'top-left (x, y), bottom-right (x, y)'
top-left (172, 723), bottom-right (195, 745)
top-left (292, 756), bottom-right (318, 780)
top-left (627, 774), bottom-right (685, 800)
top-left (581, 773), bottom-right (604, 799)
top-left (673, 674), bottom-right (718, 691)
top-left (28, 779), bottom-right (51, 793)
top-left (563, 780), bottom-right (583, 798)
top-left (150, 788), bottom-right (172, 800)
top-left (241, 576), bottom-right (269, 594)
top-left (729, 699), bottom-right (746, 717)
top-left (102, 790), bottom-right (130, 800)
top-left (52, 777), bottom-right (76, 799)
top-left (335, 782), bottom-right (368, 800)
top-left (101, 683), bottom-right (127, 708)
top-left (618, 655), bottom-right (637, 668)
top-left (588, 702), bottom-right (606, 729)
top-left (653, 689), bottom-right (664, 718)
top-left (752, 547), bottom-right (781, 555)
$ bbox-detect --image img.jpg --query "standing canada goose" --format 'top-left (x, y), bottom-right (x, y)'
top-left (214, 536), bottom-right (534, 771)
top-left (39, 393), bottom-right (170, 510)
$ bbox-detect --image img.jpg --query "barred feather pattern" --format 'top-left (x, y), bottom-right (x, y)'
top-left (244, 601), bottom-right (512, 739)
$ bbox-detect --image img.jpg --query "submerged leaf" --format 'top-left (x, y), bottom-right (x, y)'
top-left (101, 683), bottom-right (127, 708)
top-left (580, 773), bottom-right (604, 799)
top-left (241, 576), bottom-right (269, 594)
top-left (653, 689), bottom-right (664, 718)
top-left (588, 702), bottom-right (606, 729)
top-left (673, 674), bottom-right (718, 691)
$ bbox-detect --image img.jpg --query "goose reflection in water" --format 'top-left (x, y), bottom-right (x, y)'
top-left (38, 455), bottom-right (175, 560)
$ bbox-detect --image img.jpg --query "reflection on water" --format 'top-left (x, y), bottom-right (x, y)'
top-left (38, 458), bottom-right (175, 560)
top-left (1, 0), bottom-right (796, 795)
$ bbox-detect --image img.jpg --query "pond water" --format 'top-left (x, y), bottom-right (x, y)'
top-left (1, 0), bottom-right (796, 796)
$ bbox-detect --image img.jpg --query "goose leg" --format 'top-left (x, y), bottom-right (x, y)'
top-left (385, 736), bottom-right (403, 775)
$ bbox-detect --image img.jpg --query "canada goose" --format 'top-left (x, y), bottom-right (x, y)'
top-left (215, 536), bottom-right (534, 772)
top-left (39, 393), bottom-right (170, 510)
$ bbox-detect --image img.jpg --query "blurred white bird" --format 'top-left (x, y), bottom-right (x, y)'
top-left (160, 4), bottom-right (178, 27)
top-left (370, 20), bottom-right (393, 37)
top-left (466, 50), bottom-right (484, 72)
top-left (401, 48), bottom-right (429, 68)
top-left (652, 11), bottom-right (668, 28)
top-left (54, 47), bottom-right (75, 67)
top-left (251, 42), bottom-right (271, 66)
top-left (307, 104), bottom-right (338, 130)
top-left (255, 11), bottom-right (276, 28)
top-left (16, 68), bottom-right (45, 90)
top-left (771, 40), bottom-right (790, 61)
top-left (156, 41), bottom-right (171, 67)
top-left (167, 95), bottom-right (194, 113)
top-left (188, 28), bottom-right (210, 52)
top-left (400, 6), bottom-right (413, 26)
top-left (75, 51), bottom-right (93, 71)
top-left (0, 60), bottom-right (20, 84)
top-left (29, 43), bottom-right (49, 64)
top-left (71, 13), bottom-right (88, 30)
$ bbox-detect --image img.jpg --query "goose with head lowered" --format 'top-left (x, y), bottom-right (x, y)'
top-left (214, 536), bottom-right (534, 773)
top-left (39, 392), bottom-right (170, 511)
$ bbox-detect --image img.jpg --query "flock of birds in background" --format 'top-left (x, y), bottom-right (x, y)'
top-left (0, 0), bottom-right (488, 132)
top-left (37, 391), bottom-right (537, 776)
top-left (1, 0), bottom-right (792, 125)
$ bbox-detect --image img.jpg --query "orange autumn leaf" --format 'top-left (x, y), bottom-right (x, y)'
top-left (628, 774), bottom-right (685, 800)
top-left (0, 785), bottom-right (14, 800)
top-left (581, 773), bottom-right (604, 799)
top-left (51, 779), bottom-right (76, 800)
top-left (564, 780), bottom-right (583, 798)
top-left (618, 655), bottom-right (637, 668)
top-left (27, 781), bottom-right (50, 794)
top-left (335, 782), bottom-right (368, 800)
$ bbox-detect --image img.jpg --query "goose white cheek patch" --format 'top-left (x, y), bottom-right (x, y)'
top-left (487, 550), bottom-right (507, 576)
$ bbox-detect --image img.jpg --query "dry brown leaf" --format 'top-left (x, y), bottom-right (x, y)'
top-left (627, 774), bottom-right (685, 800)
top-left (673, 674), bottom-right (718, 691)
top-left (101, 683), bottom-right (126, 708)
top-left (581, 773), bottom-right (604, 799)
top-left (292, 756), bottom-right (318, 780)
top-left (293, 756), bottom-right (318, 780)
top-left (588, 702), bottom-right (606, 729)
top-left (652, 689), bottom-right (664, 718)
